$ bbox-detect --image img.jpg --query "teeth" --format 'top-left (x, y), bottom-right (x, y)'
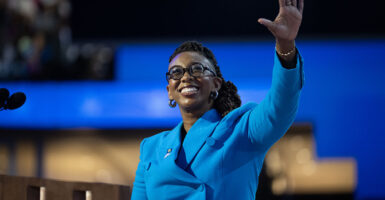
top-left (181, 87), bottom-right (198, 94)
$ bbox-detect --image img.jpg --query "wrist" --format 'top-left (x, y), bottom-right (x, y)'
top-left (276, 39), bottom-right (296, 62)
top-left (276, 39), bottom-right (295, 54)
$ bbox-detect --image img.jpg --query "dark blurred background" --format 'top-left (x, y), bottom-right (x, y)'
top-left (1, 0), bottom-right (385, 199)
top-left (2, 0), bottom-right (385, 80)
top-left (71, 0), bottom-right (385, 39)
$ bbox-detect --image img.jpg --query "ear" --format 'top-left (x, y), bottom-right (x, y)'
top-left (167, 84), bottom-right (173, 100)
top-left (213, 77), bottom-right (222, 91)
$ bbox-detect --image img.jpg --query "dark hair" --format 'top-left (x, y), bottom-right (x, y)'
top-left (169, 41), bottom-right (241, 117)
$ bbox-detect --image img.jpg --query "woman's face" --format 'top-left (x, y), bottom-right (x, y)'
top-left (167, 51), bottom-right (222, 113)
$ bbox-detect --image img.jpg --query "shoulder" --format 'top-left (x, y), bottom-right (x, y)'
top-left (141, 130), bottom-right (170, 150)
top-left (222, 102), bottom-right (258, 122)
top-left (139, 130), bottom-right (171, 159)
top-left (214, 102), bottom-right (259, 131)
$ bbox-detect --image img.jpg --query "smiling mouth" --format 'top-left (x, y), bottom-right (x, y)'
top-left (179, 86), bottom-right (199, 96)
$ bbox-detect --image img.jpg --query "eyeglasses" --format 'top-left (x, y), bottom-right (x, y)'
top-left (166, 63), bottom-right (216, 81)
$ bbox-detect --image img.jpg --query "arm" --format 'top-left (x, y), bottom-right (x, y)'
top-left (247, 0), bottom-right (304, 151)
top-left (247, 51), bottom-right (303, 151)
top-left (131, 139), bottom-right (148, 200)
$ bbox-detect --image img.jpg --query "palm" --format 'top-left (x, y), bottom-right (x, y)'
top-left (258, 0), bottom-right (304, 41)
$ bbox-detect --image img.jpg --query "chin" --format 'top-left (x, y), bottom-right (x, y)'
top-left (178, 98), bottom-right (210, 113)
top-left (180, 101), bottom-right (201, 111)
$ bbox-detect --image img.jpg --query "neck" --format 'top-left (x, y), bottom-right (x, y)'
top-left (181, 110), bottom-right (204, 133)
top-left (180, 106), bottom-right (211, 133)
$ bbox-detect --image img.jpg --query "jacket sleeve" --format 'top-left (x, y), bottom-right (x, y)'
top-left (247, 51), bottom-right (304, 152)
top-left (131, 139), bottom-right (148, 200)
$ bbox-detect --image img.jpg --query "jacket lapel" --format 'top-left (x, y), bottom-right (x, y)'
top-left (180, 109), bottom-right (221, 169)
top-left (159, 109), bottom-right (221, 174)
top-left (161, 121), bottom-right (183, 161)
top-left (157, 122), bottom-right (202, 182)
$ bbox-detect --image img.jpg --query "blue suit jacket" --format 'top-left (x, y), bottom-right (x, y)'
top-left (132, 52), bottom-right (304, 200)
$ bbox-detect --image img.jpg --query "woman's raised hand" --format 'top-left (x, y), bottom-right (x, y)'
top-left (258, 0), bottom-right (304, 42)
top-left (258, 0), bottom-right (303, 62)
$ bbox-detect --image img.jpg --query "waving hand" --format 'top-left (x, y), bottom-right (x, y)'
top-left (258, 0), bottom-right (304, 61)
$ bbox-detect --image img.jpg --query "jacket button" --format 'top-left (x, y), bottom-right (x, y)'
top-left (206, 137), bottom-right (216, 146)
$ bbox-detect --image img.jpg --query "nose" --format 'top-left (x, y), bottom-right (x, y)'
top-left (180, 70), bottom-right (194, 82)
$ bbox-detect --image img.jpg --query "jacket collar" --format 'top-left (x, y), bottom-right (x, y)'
top-left (163, 108), bottom-right (222, 167)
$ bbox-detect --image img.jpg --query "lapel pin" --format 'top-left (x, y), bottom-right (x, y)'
top-left (164, 148), bottom-right (172, 159)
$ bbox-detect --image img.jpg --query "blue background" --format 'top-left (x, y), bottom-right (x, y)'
top-left (1, 40), bottom-right (384, 199)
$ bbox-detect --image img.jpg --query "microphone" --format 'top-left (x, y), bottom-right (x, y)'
top-left (0, 88), bottom-right (27, 110)
top-left (6, 92), bottom-right (27, 110)
top-left (0, 88), bottom-right (9, 108)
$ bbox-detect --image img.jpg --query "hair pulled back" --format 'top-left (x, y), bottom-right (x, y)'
top-left (169, 41), bottom-right (241, 117)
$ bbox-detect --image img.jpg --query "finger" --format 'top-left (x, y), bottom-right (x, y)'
top-left (258, 18), bottom-right (276, 31)
top-left (285, 0), bottom-right (292, 6)
top-left (293, 0), bottom-right (297, 7)
top-left (298, 0), bottom-right (304, 15)
top-left (278, 0), bottom-right (285, 7)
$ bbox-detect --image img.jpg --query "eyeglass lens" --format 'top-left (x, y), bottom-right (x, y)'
top-left (169, 64), bottom-right (205, 79)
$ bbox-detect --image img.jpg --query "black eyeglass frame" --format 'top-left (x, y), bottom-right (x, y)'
top-left (166, 63), bottom-right (217, 81)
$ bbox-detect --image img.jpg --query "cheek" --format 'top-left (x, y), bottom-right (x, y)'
top-left (168, 81), bottom-right (179, 91)
top-left (200, 78), bottom-right (215, 91)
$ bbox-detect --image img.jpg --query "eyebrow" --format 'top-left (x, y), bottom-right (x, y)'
top-left (169, 62), bottom-right (204, 70)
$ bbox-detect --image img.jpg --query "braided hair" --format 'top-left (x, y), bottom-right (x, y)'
top-left (169, 41), bottom-right (241, 117)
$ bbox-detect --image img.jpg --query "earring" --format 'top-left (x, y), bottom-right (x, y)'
top-left (210, 91), bottom-right (219, 100)
top-left (169, 99), bottom-right (177, 108)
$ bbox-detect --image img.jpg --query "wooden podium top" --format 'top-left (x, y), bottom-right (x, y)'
top-left (0, 174), bottom-right (131, 200)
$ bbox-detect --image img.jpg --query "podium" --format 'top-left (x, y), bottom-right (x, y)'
top-left (0, 175), bottom-right (131, 200)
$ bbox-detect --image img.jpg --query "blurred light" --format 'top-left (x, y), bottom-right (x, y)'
top-left (81, 44), bottom-right (96, 59)
top-left (41, 0), bottom-right (58, 7)
top-left (80, 156), bottom-right (95, 171)
top-left (296, 148), bottom-right (312, 164)
top-left (272, 177), bottom-right (288, 195)
top-left (66, 45), bottom-right (79, 63)
top-left (302, 161), bottom-right (317, 176)
top-left (290, 135), bottom-right (305, 151)
top-left (266, 150), bottom-right (282, 177)
top-left (96, 169), bottom-right (112, 183)
top-left (81, 98), bottom-right (102, 117)
top-left (58, 1), bottom-right (71, 18)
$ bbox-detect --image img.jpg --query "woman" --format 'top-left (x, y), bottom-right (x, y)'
top-left (132, 0), bottom-right (304, 199)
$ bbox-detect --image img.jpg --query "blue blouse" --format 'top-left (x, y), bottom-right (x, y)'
top-left (132, 52), bottom-right (304, 200)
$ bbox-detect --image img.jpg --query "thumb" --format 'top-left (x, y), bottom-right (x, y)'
top-left (258, 18), bottom-right (276, 31)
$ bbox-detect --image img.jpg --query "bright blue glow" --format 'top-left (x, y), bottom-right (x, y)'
top-left (1, 40), bottom-right (385, 199)
top-left (115, 41), bottom-right (277, 81)
top-left (0, 81), bottom-right (177, 128)
top-left (0, 79), bottom-right (269, 129)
